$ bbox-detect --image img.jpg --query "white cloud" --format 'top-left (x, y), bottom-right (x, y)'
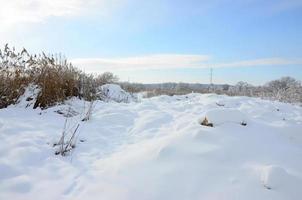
top-left (0, 0), bottom-right (79, 26)
top-left (0, 0), bottom-right (121, 28)
top-left (214, 57), bottom-right (302, 68)
top-left (72, 54), bottom-right (211, 72)
top-left (71, 55), bottom-right (302, 73)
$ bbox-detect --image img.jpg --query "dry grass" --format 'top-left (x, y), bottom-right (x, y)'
top-left (0, 44), bottom-right (119, 109)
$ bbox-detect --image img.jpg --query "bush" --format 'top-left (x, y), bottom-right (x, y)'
top-left (0, 45), bottom-right (30, 108)
top-left (0, 44), bottom-right (119, 109)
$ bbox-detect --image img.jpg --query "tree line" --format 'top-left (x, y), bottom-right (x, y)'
top-left (120, 77), bottom-right (302, 104)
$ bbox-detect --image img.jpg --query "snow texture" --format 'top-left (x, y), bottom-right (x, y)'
top-left (16, 84), bottom-right (40, 108)
top-left (0, 92), bottom-right (302, 200)
top-left (98, 84), bottom-right (137, 103)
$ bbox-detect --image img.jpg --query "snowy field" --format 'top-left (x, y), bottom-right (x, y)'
top-left (1, 91), bottom-right (302, 200)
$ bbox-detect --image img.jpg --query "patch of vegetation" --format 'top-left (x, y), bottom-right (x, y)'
top-left (0, 44), bottom-right (118, 109)
top-left (200, 117), bottom-right (213, 127)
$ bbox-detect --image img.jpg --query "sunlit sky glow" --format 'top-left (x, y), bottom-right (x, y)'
top-left (1, 0), bottom-right (302, 85)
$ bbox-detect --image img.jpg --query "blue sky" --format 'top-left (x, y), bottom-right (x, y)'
top-left (0, 0), bottom-right (302, 85)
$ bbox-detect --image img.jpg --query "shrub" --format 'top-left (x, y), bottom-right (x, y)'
top-left (0, 45), bottom-right (30, 108)
top-left (0, 44), bottom-right (120, 109)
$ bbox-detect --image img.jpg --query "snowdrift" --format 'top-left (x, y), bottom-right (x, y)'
top-left (14, 83), bottom-right (136, 110)
top-left (0, 93), bottom-right (302, 200)
top-left (15, 84), bottom-right (41, 109)
top-left (199, 108), bottom-right (249, 126)
top-left (98, 84), bottom-right (137, 103)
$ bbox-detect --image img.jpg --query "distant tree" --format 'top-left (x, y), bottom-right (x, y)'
top-left (95, 72), bottom-right (118, 86)
top-left (234, 81), bottom-right (253, 96)
top-left (265, 77), bottom-right (302, 103)
top-left (222, 84), bottom-right (230, 91)
top-left (175, 83), bottom-right (191, 94)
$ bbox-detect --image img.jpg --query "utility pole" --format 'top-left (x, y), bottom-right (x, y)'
top-left (209, 67), bottom-right (213, 92)
top-left (210, 68), bottom-right (213, 85)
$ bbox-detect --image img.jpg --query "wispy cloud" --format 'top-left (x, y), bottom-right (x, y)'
top-left (214, 57), bottom-right (302, 68)
top-left (72, 54), bottom-right (211, 72)
top-left (1, 0), bottom-right (300, 28)
top-left (0, 0), bottom-right (80, 26)
top-left (0, 0), bottom-right (121, 28)
top-left (71, 55), bottom-right (302, 73)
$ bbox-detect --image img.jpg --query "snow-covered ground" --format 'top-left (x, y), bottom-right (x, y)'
top-left (1, 92), bottom-right (302, 200)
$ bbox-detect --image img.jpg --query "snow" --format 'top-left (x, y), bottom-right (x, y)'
top-left (15, 84), bottom-right (40, 108)
top-left (261, 165), bottom-right (290, 189)
top-left (0, 93), bottom-right (302, 200)
top-left (200, 108), bottom-right (249, 126)
top-left (98, 84), bottom-right (137, 103)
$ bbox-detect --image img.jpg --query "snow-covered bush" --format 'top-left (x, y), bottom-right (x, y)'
top-left (264, 77), bottom-right (302, 103)
top-left (97, 84), bottom-right (137, 103)
top-left (15, 84), bottom-right (41, 108)
top-left (228, 77), bottom-right (302, 103)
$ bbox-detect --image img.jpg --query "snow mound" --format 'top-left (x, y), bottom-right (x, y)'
top-left (156, 131), bottom-right (219, 161)
top-left (16, 84), bottom-right (40, 108)
top-left (261, 165), bottom-right (291, 189)
top-left (98, 84), bottom-right (136, 103)
top-left (200, 108), bottom-right (249, 126)
top-left (1, 93), bottom-right (302, 200)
